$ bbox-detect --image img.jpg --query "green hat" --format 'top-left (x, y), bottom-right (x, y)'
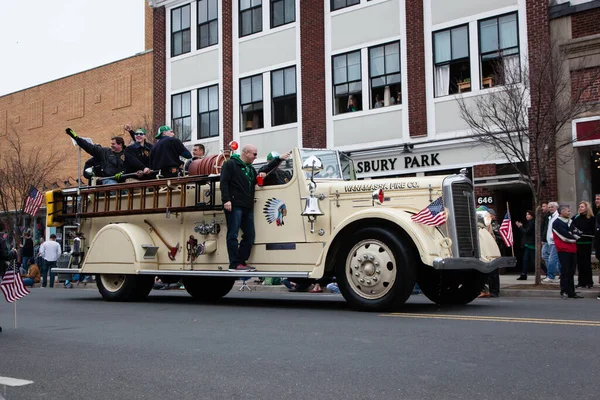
top-left (266, 151), bottom-right (280, 161)
top-left (155, 125), bottom-right (172, 138)
top-left (135, 128), bottom-right (146, 135)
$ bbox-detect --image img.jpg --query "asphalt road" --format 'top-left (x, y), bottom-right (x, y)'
top-left (0, 288), bottom-right (599, 400)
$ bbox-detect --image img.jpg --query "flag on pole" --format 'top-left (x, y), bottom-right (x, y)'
top-left (411, 197), bottom-right (447, 226)
top-left (23, 186), bottom-right (44, 216)
top-left (499, 211), bottom-right (514, 248)
top-left (1, 266), bottom-right (30, 303)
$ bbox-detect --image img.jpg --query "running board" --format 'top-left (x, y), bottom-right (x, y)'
top-left (52, 268), bottom-right (309, 279)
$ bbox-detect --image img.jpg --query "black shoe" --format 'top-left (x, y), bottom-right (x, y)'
top-left (568, 294), bottom-right (584, 299)
top-left (516, 275), bottom-right (527, 281)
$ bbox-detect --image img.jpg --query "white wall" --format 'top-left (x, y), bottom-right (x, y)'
top-left (171, 49), bottom-right (220, 91)
top-left (431, 0), bottom-right (518, 25)
top-left (333, 109), bottom-right (403, 147)
top-left (239, 27), bottom-right (297, 75)
top-left (240, 127), bottom-right (299, 155)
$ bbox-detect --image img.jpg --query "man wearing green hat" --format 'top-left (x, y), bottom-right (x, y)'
top-left (149, 126), bottom-right (192, 178)
top-left (258, 151), bottom-right (292, 186)
top-left (123, 124), bottom-right (154, 179)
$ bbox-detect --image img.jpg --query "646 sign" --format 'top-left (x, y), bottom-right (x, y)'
top-left (477, 196), bottom-right (494, 205)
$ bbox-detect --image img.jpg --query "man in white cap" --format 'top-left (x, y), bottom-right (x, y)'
top-left (149, 126), bottom-right (192, 178)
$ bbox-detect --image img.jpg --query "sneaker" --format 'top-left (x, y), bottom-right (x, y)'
top-left (229, 264), bottom-right (256, 272)
top-left (568, 294), bottom-right (584, 299)
top-left (597, 293), bottom-right (600, 300)
top-left (560, 293), bottom-right (569, 300)
top-left (542, 278), bottom-right (559, 283)
top-left (478, 292), bottom-right (490, 298)
top-left (516, 275), bottom-right (527, 281)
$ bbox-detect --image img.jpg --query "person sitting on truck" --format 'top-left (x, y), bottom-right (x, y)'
top-left (65, 128), bottom-right (125, 185)
top-left (257, 151), bottom-right (292, 186)
top-left (149, 126), bottom-right (192, 178)
top-left (220, 144), bottom-right (267, 272)
top-left (123, 124), bottom-right (154, 180)
top-left (184, 144), bottom-right (206, 173)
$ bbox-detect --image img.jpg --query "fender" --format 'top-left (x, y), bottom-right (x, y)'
top-left (310, 208), bottom-right (451, 278)
top-left (81, 223), bottom-right (158, 274)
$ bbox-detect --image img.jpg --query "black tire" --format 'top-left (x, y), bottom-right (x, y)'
top-left (335, 227), bottom-right (416, 311)
top-left (97, 274), bottom-right (154, 302)
top-left (182, 277), bottom-right (235, 301)
top-left (417, 268), bottom-right (486, 305)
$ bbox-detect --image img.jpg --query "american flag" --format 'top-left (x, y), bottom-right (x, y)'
top-left (23, 186), bottom-right (44, 216)
top-left (499, 211), bottom-right (514, 248)
top-left (411, 197), bottom-right (447, 226)
top-left (1, 266), bottom-right (30, 303)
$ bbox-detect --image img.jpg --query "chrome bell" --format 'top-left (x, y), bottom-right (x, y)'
top-left (302, 196), bottom-right (324, 217)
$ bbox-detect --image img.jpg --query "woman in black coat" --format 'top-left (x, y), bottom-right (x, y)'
top-left (515, 210), bottom-right (535, 280)
top-left (572, 201), bottom-right (595, 288)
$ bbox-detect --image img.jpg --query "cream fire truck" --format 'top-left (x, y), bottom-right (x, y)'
top-left (48, 147), bottom-right (514, 311)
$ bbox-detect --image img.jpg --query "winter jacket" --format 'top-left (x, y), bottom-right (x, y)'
top-left (220, 154), bottom-right (257, 209)
top-left (540, 212), bottom-right (551, 243)
top-left (124, 141), bottom-right (153, 174)
top-left (553, 217), bottom-right (580, 253)
top-left (149, 136), bottom-right (191, 173)
top-left (571, 213), bottom-right (595, 245)
top-left (74, 137), bottom-right (124, 178)
top-left (258, 157), bottom-right (291, 186)
top-left (518, 219), bottom-right (535, 247)
top-left (22, 237), bottom-right (34, 257)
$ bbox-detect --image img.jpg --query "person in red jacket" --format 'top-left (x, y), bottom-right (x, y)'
top-left (552, 205), bottom-right (584, 299)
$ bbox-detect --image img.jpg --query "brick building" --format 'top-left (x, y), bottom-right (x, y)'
top-left (0, 2), bottom-right (155, 244)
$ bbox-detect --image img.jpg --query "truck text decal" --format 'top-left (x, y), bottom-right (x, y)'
top-left (343, 182), bottom-right (420, 192)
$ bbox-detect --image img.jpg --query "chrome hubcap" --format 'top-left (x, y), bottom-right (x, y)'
top-left (345, 239), bottom-right (396, 300)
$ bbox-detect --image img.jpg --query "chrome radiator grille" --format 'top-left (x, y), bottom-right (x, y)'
top-left (444, 179), bottom-right (479, 258)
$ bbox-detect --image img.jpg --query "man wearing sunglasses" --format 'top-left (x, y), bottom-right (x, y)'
top-left (123, 124), bottom-right (154, 179)
top-left (220, 144), bottom-right (266, 271)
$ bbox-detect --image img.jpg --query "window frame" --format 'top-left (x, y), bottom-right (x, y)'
top-left (171, 91), bottom-right (192, 142)
top-left (240, 0), bottom-right (263, 37)
top-left (368, 41), bottom-right (402, 108)
top-left (330, 0), bottom-right (360, 12)
top-left (198, 85), bottom-right (219, 139)
top-left (239, 74), bottom-right (264, 131)
top-left (332, 50), bottom-right (362, 115)
top-left (171, 4), bottom-right (191, 57)
top-left (197, 0), bottom-right (218, 50)
top-left (432, 24), bottom-right (470, 97)
top-left (477, 12), bottom-right (520, 87)
top-left (270, 0), bottom-right (295, 28)
top-left (271, 66), bottom-right (297, 127)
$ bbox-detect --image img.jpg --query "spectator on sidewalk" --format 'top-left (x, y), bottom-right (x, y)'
top-left (22, 259), bottom-right (41, 287)
top-left (515, 210), bottom-right (536, 280)
top-left (553, 205), bottom-right (584, 299)
top-left (39, 234), bottom-right (61, 288)
top-left (572, 201), bottom-right (595, 289)
top-left (20, 231), bottom-right (34, 275)
top-left (542, 202), bottom-right (561, 282)
top-left (594, 194), bottom-right (600, 296)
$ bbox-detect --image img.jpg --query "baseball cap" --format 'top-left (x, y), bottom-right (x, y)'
top-left (266, 151), bottom-right (280, 161)
top-left (155, 125), bottom-right (172, 138)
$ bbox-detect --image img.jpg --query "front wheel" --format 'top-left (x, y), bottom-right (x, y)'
top-left (335, 227), bottom-right (416, 311)
top-left (97, 274), bottom-right (154, 302)
top-left (417, 268), bottom-right (486, 305)
top-left (182, 277), bottom-right (235, 301)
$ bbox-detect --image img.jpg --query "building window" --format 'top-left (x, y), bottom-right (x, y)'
top-left (369, 41), bottom-right (401, 109)
top-left (240, 75), bottom-right (263, 131)
top-left (240, 0), bottom-right (262, 37)
top-left (171, 5), bottom-right (191, 57)
top-left (198, 85), bottom-right (219, 139)
top-left (433, 25), bottom-right (470, 97)
top-left (271, 0), bottom-right (295, 28)
top-left (333, 51), bottom-right (362, 115)
top-left (172, 92), bottom-right (192, 142)
top-left (271, 66), bottom-right (297, 126)
top-left (479, 12), bottom-right (520, 87)
top-left (198, 0), bottom-right (218, 49)
top-left (331, 0), bottom-right (360, 12)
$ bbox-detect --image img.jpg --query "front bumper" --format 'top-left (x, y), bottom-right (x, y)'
top-left (432, 256), bottom-right (516, 274)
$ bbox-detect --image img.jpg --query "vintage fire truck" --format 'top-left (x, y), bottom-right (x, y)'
top-left (48, 147), bottom-right (514, 311)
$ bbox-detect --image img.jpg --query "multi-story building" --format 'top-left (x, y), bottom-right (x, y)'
top-left (149, 0), bottom-right (550, 217)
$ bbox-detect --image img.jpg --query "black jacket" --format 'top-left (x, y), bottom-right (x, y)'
top-left (572, 213), bottom-right (595, 244)
top-left (258, 157), bottom-right (291, 186)
top-left (149, 136), bottom-right (191, 172)
top-left (22, 237), bottom-right (34, 258)
top-left (220, 155), bottom-right (257, 209)
top-left (518, 219), bottom-right (535, 247)
top-left (124, 141), bottom-right (153, 174)
top-left (74, 137), bottom-right (124, 178)
top-left (540, 212), bottom-right (551, 243)
top-left (0, 237), bottom-right (16, 278)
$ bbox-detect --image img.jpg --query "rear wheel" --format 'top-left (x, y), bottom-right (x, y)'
top-left (336, 227), bottom-right (416, 311)
top-left (97, 274), bottom-right (154, 302)
top-left (417, 268), bottom-right (486, 305)
top-left (182, 277), bottom-right (235, 301)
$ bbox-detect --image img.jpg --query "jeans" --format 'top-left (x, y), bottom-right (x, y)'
top-left (102, 178), bottom-right (118, 185)
top-left (521, 247), bottom-right (535, 276)
top-left (557, 252), bottom-right (576, 296)
top-left (542, 243), bottom-right (561, 279)
top-left (22, 278), bottom-right (34, 287)
top-left (225, 206), bottom-right (255, 269)
top-left (40, 260), bottom-right (56, 288)
top-left (21, 256), bottom-right (31, 273)
top-left (326, 283), bottom-right (341, 294)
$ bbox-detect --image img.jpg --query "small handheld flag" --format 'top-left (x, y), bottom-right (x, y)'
top-left (499, 211), bottom-right (514, 248)
top-left (1, 266), bottom-right (30, 303)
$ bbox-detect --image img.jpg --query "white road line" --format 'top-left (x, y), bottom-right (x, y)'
top-left (0, 376), bottom-right (34, 387)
